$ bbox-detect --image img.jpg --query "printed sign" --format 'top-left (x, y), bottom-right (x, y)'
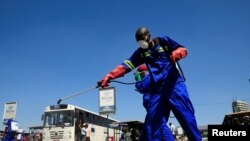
top-left (99, 87), bottom-right (116, 115)
top-left (3, 102), bottom-right (17, 121)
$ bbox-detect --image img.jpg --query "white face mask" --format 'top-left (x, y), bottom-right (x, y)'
top-left (138, 40), bottom-right (149, 49)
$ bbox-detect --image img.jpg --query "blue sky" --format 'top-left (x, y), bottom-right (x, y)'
top-left (1, 0), bottom-right (250, 131)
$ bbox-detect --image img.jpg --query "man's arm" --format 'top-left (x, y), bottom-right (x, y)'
top-left (97, 49), bottom-right (144, 88)
top-left (97, 65), bottom-right (127, 88)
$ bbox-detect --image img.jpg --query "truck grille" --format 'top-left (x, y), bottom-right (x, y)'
top-left (50, 130), bottom-right (64, 139)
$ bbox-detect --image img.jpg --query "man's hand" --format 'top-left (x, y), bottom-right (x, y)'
top-left (97, 65), bottom-right (126, 88)
top-left (170, 47), bottom-right (187, 63)
top-left (98, 74), bottom-right (112, 88)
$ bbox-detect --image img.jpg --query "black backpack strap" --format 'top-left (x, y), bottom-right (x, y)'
top-left (157, 37), bottom-right (186, 81)
top-left (139, 37), bottom-right (186, 82)
top-left (139, 48), bottom-right (154, 80)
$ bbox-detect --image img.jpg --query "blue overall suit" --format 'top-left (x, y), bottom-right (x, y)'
top-left (4, 119), bottom-right (16, 141)
top-left (120, 36), bottom-right (202, 141)
top-left (135, 71), bottom-right (175, 141)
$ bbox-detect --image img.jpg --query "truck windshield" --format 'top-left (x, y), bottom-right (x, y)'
top-left (44, 110), bottom-right (74, 127)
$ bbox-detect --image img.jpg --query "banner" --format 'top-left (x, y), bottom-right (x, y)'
top-left (99, 87), bottom-right (116, 115)
top-left (2, 102), bottom-right (17, 121)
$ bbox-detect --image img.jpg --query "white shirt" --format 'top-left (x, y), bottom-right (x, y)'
top-left (81, 127), bottom-right (86, 136)
top-left (170, 124), bottom-right (176, 135)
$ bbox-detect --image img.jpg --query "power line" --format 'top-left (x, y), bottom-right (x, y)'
top-left (194, 101), bottom-right (231, 106)
top-left (194, 97), bottom-right (250, 106)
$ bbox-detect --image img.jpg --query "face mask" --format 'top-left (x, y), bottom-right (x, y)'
top-left (138, 40), bottom-right (149, 49)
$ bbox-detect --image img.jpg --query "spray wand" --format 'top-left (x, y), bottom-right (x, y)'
top-left (57, 86), bottom-right (99, 104)
top-left (56, 80), bottom-right (136, 104)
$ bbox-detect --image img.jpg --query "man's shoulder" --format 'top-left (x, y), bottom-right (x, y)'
top-left (157, 35), bottom-right (169, 40)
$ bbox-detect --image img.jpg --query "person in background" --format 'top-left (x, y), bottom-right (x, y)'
top-left (79, 122), bottom-right (86, 141)
top-left (3, 119), bottom-right (16, 141)
top-left (34, 131), bottom-right (41, 141)
top-left (85, 124), bottom-right (90, 141)
top-left (119, 129), bottom-right (125, 141)
top-left (243, 116), bottom-right (250, 125)
top-left (124, 129), bottom-right (131, 141)
top-left (98, 26), bottom-right (201, 141)
top-left (233, 118), bottom-right (242, 125)
top-left (169, 122), bottom-right (177, 140)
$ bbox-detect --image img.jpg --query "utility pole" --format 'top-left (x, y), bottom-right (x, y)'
top-left (106, 114), bottom-right (109, 141)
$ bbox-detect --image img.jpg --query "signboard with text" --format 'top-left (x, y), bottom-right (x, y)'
top-left (99, 87), bottom-right (116, 115)
top-left (2, 102), bottom-right (18, 121)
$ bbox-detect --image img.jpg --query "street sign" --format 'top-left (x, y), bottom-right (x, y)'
top-left (99, 87), bottom-right (116, 115)
top-left (2, 102), bottom-right (17, 122)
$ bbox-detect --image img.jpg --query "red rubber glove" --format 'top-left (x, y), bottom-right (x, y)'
top-left (98, 65), bottom-right (126, 88)
top-left (170, 47), bottom-right (187, 63)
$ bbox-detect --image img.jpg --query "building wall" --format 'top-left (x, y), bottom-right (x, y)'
top-left (232, 100), bottom-right (249, 113)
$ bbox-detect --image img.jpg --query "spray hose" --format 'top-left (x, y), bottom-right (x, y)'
top-left (110, 80), bottom-right (136, 85)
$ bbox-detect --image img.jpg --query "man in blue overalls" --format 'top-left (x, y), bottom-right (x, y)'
top-left (98, 27), bottom-right (202, 141)
top-left (4, 119), bottom-right (16, 141)
top-left (135, 64), bottom-right (175, 141)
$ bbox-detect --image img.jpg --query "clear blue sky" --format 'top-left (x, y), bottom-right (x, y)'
top-left (1, 0), bottom-right (250, 131)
